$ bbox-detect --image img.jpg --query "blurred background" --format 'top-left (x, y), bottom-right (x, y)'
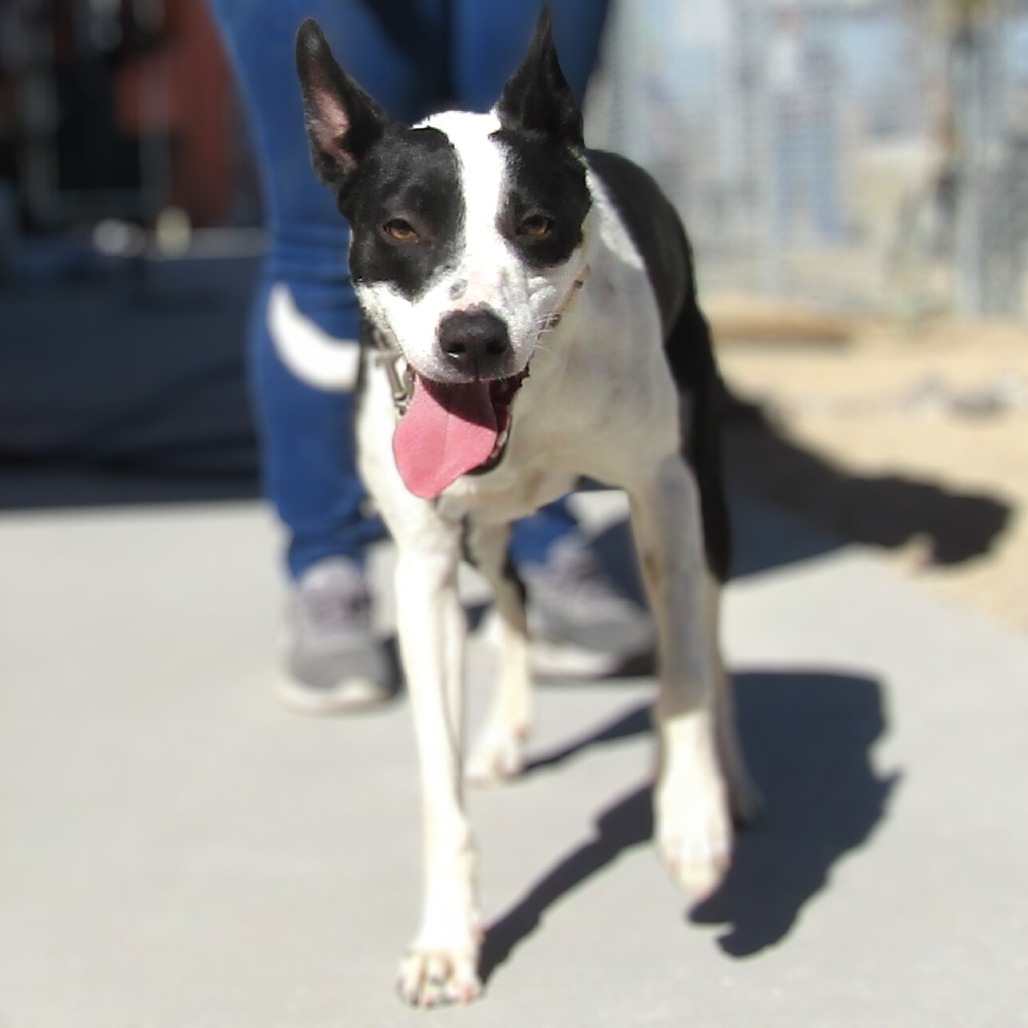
top-left (591, 0), bottom-right (1028, 316)
top-left (1, 0), bottom-right (1026, 625)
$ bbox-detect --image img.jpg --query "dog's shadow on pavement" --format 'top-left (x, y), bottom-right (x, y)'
top-left (480, 668), bottom-right (899, 982)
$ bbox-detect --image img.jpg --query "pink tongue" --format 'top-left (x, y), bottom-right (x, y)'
top-left (393, 377), bottom-right (498, 499)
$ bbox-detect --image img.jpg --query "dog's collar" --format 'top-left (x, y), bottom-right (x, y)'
top-left (540, 263), bottom-right (591, 332)
top-left (372, 264), bottom-right (591, 418)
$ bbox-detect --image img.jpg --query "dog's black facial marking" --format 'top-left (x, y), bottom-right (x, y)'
top-left (494, 132), bottom-right (591, 268)
top-left (346, 126), bottom-right (464, 300)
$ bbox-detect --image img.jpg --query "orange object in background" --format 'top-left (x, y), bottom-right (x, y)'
top-left (113, 0), bottom-right (237, 227)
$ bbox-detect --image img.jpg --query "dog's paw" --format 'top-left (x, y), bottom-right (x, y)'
top-left (654, 772), bottom-right (733, 901)
top-left (466, 727), bottom-right (526, 786)
top-left (396, 946), bottom-right (482, 1007)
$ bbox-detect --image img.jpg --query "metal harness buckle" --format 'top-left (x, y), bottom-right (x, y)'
top-left (372, 328), bottom-right (414, 415)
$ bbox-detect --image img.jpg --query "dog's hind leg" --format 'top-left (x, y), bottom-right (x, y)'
top-left (464, 520), bottom-right (533, 785)
top-left (392, 527), bottom-right (483, 1006)
top-left (629, 455), bottom-right (734, 901)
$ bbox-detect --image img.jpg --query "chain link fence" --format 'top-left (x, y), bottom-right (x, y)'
top-left (586, 0), bottom-right (1028, 319)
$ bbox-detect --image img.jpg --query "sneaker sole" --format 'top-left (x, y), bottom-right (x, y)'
top-left (278, 675), bottom-right (395, 715)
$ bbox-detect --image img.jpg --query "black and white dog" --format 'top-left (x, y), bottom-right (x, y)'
top-left (286, 9), bottom-right (758, 1006)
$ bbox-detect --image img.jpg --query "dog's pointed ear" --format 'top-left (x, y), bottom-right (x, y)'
top-left (295, 19), bottom-right (388, 196)
top-left (495, 6), bottom-right (583, 147)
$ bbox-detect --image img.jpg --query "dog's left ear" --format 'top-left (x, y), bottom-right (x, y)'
top-left (295, 19), bottom-right (388, 199)
top-left (495, 6), bottom-right (584, 147)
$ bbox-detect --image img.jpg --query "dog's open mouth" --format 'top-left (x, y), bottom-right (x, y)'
top-left (392, 369), bottom-right (529, 499)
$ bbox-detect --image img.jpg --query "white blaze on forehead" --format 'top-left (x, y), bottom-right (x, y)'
top-left (420, 110), bottom-right (509, 308)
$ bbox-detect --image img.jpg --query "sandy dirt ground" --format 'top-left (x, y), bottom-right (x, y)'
top-left (707, 295), bottom-right (1028, 633)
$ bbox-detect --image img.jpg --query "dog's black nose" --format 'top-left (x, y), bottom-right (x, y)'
top-left (437, 309), bottom-right (511, 378)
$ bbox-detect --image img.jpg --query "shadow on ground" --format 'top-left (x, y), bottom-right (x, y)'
top-left (578, 391), bottom-right (1011, 590)
top-left (480, 668), bottom-right (899, 982)
top-left (723, 397), bottom-right (1012, 573)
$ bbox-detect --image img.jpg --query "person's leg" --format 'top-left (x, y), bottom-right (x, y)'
top-left (209, 0), bottom-right (451, 708)
top-left (248, 275), bottom-right (378, 578)
top-left (507, 501), bottom-right (578, 566)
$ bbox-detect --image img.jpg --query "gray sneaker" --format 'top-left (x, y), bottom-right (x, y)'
top-left (520, 535), bottom-right (655, 678)
top-left (280, 558), bottom-right (394, 714)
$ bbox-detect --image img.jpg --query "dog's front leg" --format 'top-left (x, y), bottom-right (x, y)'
top-left (629, 456), bottom-right (734, 901)
top-left (394, 539), bottom-right (482, 1007)
top-left (464, 520), bottom-right (532, 785)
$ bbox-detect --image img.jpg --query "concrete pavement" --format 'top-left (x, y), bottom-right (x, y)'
top-left (2, 494), bottom-right (1027, 1027)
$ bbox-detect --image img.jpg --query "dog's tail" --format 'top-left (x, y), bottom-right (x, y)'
top-left (267, 282), bottom-right (362, 391)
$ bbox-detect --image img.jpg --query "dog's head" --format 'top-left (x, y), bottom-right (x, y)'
top-left (295, 9), bottom-right (593, 497)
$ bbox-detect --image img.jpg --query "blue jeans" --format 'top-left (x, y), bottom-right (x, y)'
top-left (209, 0), bottom-right (610, 578)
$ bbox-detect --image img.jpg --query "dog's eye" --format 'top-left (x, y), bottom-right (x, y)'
top-left (519, 214), bottom-right (554, 239)
top-left (383, 219), bottom-right (418, 243)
